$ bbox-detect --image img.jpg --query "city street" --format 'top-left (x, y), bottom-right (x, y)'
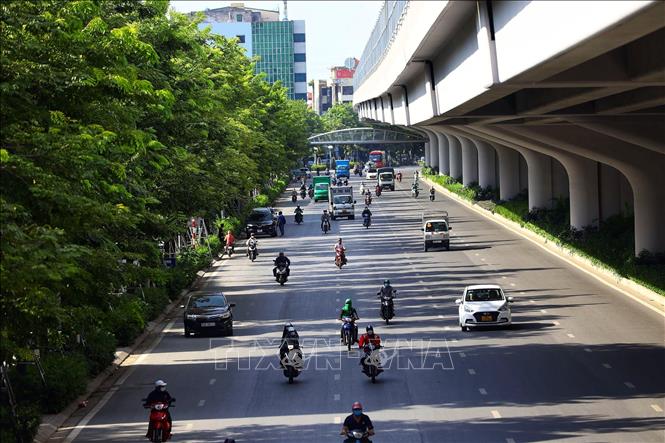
top-left (59, 168), bottom-right (665, 443)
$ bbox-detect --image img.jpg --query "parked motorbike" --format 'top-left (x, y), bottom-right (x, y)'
top-left (274, 262), bottom-right (289, 285)
top-left (363, 214), bottom-right (371, 229)
top-left (361, 342), bottom-right (383, 383)
top-left (247, 243), bottom-right (258, 262)
top-left (341, 317), bottom-right (356, 351)
top-left (378, 291), bottom-right (396, 324)
top-left (281, 345), bottom-right (303, 384)
top-left (142, 399), bottom-right (174, 442)
top-left (322, 219), bottom-right (331, 234)
top-left (295, 212), bottom-right (303, 224)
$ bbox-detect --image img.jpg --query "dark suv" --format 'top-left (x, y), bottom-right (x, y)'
top-left (245, 207), bottom-right (277, 237)
top-left (183, 292), bottom-right (235, 337)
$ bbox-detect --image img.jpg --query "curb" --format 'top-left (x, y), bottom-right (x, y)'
top-left (33, 264), bottom-right (218, 443)
top-left (421, 176), bottom-right (665, 316)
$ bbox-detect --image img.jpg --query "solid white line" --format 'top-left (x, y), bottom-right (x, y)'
top-left (602, 363), bottom-right (612, 369)
top-left (334, 394), bottom-right (340, 401)
top-left (479, 388), bottom-right (487, 395)
top-left (209, 378), bottom-right (216, 385)
top-left (468, 369), bottom-right (476, 375)
top-left (651, 404), bottom-right (663, 412)
top-left (334, 416), bottom-right (341, 424)
top-left (198, 399), bottom-right (206, 407)
top-left (491, 410), bottom-right (501, 418)
top-left (185, 423), bottom-right (193, 431)
top-left (624, 382), bottom-right (636, 389)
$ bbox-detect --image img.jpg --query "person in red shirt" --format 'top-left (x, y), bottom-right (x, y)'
top-left (358, 325), bottom-right (382, 376)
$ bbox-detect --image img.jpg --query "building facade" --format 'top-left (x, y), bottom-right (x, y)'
top-left (196, 3), bottom-right (307, 100)
top-left (312, 58), bottom-right (359, 115)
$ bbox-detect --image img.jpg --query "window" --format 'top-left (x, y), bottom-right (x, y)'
top-left (236, 14), bottom-right (243, 22)
top-left (294, 53), bottom-right (306, 62)
top-left (294, 73), bottom-right (306, 82)
top-left (236, 35), bottom-right (245, 43)
top-left (293, 33), bottom-right (306, 42)
top-left (342, 86), bottom-right (353, 95)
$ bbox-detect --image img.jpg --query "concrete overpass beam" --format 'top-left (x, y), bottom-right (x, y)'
top-left (493, 144), bottom-right (522, 201)
top-left (474, 140), bottom-right (497, 189)
top-left (447, 135), bottom-right (463, 181)
top-left (461, 137), bottom-right (479, 186)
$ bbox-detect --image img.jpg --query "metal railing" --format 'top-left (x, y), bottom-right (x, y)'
top-left (353, 1), bottom-right (410, 92)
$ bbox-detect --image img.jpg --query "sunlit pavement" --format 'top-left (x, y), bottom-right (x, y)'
top-left (55, 167), bottom-right (665, 442)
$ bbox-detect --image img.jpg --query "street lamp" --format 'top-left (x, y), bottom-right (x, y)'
top-left (327, 145), bottom-right (333, 170)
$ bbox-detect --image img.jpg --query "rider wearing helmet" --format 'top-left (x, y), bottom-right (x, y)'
top-left (321, 209), bottom-right (331, 230)
top-left (378, 279), bottom-right (394, 298)
top-left (144, 380), bottom-right (174, 437)
top-left (339, 298), bottom-right (359, 342)
top-left (273, 251), bottom-right (291, 277)
top-left (340, 401), bottom-right (375, 439)
top-left (334, 237), bottom-right (347, 265)
top-left (359, 325), bottom-right (382, 376)
top-left (279, 323), bottom-right (302, 369)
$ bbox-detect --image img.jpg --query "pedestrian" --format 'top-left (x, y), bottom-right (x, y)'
top-left (277, 211), bottom-right (287, 236)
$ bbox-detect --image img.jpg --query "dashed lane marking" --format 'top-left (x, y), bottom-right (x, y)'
top-left (438, 315), bottom-right (444, 319)
top-left (336, 298), bottom-right (340, 302)
top-left (506, 439), bottom-right (516, 443)
top-left (460, 352), bottom-right (466, 358)
top-left (479, 388), bottom-right (487, 395)
top-left (624, 382), bottom-right (636, 389)
top-left (567, 333), bottom-right (576, 338)
top-left (530, 300), bottom-right (536, 304)
top-left (334, 394), bottom-right (340, 401)
top-left (602, 363), bottom-right (612, 369)
top-left (209, 378), bottom-right (216, 385)
top-left (334, 374), bottom-right (340, 381)
top-left (519, 291), bottom-right (525, 294)
top-left (584, 348), bottom-right (592, 353)
top-left (551, 321), bottom-right (560, 326)
top-left (198, 399), bottom-right (206, 407)
top-left (510, 283), bottom-right (515, 286)
top-left (491, 410), bottom-right (501, 419)
top-left (540, 309), bottom-right (547, 314)
top-left (651, 404), bottom-right (663, 412)
top-left (334, 416), bottom-right (341, 424)
top-left (468, 369), bottom-right (476, 375)
top-left (185, 423), bottom-right (193, 431)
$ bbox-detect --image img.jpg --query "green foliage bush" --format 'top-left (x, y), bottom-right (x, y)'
top-left (253, 194), bottom-right (270, 207)
top-left (42, 354), bottom-right (88, 413)
top-left (82, 328), bottom-right (117, 376)
top-left (310, 164), bottom-right (328, 171)
top-left (142, 287), bottom-right (170, 322)
top-left (105, 298), bottom-right (146, 347)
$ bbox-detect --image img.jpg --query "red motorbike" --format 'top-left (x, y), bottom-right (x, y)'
top-left (375, 185), bottom-right (382, 197)
top-left (396, 172), bottom-right (402, 182)
top-left (335, 249), bottom-right (347, 269)
top-left (143, 400), bottom-right (174, 442)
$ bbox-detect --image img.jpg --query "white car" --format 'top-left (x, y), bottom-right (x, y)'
top-left (366, 167), bottom-right (378, 180)
top-left (455, 285), bottom-right (513, 331)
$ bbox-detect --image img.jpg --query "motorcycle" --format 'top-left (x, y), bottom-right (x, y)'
top-left (247, 243), bottom-right (258, 262)
top-left (222, 244), bottom-right (234, 258)
top-left (396, 172), bottom-right (402, 182)
top-left (362, 214), bottom-right (371, 229)
top-left (300, 189), bottom-right (306, 199)
top-left (378, 291), bottom-right (396, 324)
top-left (308, 188), bottom-right (314, 198)
top-left (335, 250), bottom-right (346, 269)
top-left (322, 219), bottom-right (331, 234)
top-left (429, 190), bottom-right (435, 201)
top-left (274, 262), bottom-right (289, 285)
top-left (343, 178), bottom-right (349, 186)
top-left (364, 195), bottom-right (372, 206)
top-left (142, 399), bottom-right (174, 442)
top-left (295, 212), bottom-right (303, 224)
top-left (412, 187), bottom-right (419, 198)
top-left (282, 344), bottom-right (303, 384)
top-left (375, 186), bottom-right (381, 197)
top-left (291, 193), bottom-right (297, 203)
top-left (341, 317), bottom-right (356, 351)
top-left (345, 430), bottom-right (372, 443)
top-left (332, 177), bottom-right (338, 186)
top-left (362, 342), bottom-right (383, 383)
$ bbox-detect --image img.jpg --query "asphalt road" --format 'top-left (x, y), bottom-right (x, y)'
top-left (58, 167), bottom-right (665, 443)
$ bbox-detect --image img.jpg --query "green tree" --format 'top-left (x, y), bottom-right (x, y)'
top-left (321, 102), bottom-right (362, 132)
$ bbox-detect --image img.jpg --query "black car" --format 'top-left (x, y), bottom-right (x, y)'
top-left (245, 207), bottom-right (277, 237)
top-left (182, 292), bottom-right (235, 337)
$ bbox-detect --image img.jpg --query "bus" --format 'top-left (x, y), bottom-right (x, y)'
top-left (368, 150), bottom-right (386, 168)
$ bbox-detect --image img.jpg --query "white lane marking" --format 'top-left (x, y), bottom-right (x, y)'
top-left (510, 283), bottom-right (516, 287)
top-left (502, 276), bottom-right (507, 279)
top-left (584, 348), bottom-right (592, 353)
top-left (198, 399), bottom-right (206, 407)
top-left (334, 394), bottom-right (341, 401)
top-left (452, 339), bottom-right (458, 342)
top-left (475, 253), bottom-right (479, 256)
top-left (438, 315), bottom-right (444, 319)
top-left (336, 290), bottom-right (340, 294)
top-left (428, 295), bottom-right (433, 299)
top-left (336, 298), bottom-right (340, 302)
top-left (491, 410), bottom-right (501, 418)
top-left (64, 319), bottom-right (176, 442)
top-left (519, 291), bottom-right (525, 294)
top-left (651, 404), bottom-right (663, 412)
top-left (209, 378), bottom-right (216, 385)
top-left (479, 388), bottom-right (487, 395)
top-left (459, 352), bottom-right (466, 358)
top-left (506, 439), bottom-right (516, 443)
top-left (185, 423), bottom-right (193, 431)
top-left (602, 363), bottom-right (612, 369)
top-left (540, 309), bottom-right (547, 314)
top-left (468, 369), bottom-right (476, 375)
top-left (444, 326), bottom-right (451, 331)
top-left (334, 374), bottom-right (341, 381)
top-left (481, 258), bottom-right (486, 261)
top-left (567, 333), bottom-right (576, 338)
top-left (334, 416), bottom-right (341, 424)
top-left (530, 300), bottom-right (536, 304)
top-left (624, 382), bottom-right (636, 389)
top-left (551, 320), bottom-right (560, 326)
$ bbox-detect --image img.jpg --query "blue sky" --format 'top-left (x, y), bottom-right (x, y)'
top-left (169, 1), bottom-right (383, 81)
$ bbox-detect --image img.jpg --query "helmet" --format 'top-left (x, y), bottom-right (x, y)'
top-left (279, 251), bottom-right (285, 257)
top-left (366, 325), bottom-right (374, 334)
top-left (383, 279), bottom-right (390, 286)
top-left (250, 233), bottom-right (255, 237)
top-left (338, 237), bottom-right (343, 242)
top-left (155, 380), bottom-right (167, 387)
top-left (323, 209), bottom-right (328, 212)
top-left (345, 298), bottom-right (352, 306)
top-left (352, 401), bottom-right (363, 410)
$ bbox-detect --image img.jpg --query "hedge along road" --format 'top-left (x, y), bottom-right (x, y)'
top-left (53, 167), bottom-right (665, 442)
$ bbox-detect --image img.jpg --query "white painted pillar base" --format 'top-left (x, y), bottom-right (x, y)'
top-left (447, 135), bottom-right (463, 181)
top-left (474, 140), bottom-right (496, 189)
top-left (567, 157), bottom-right (599, 229)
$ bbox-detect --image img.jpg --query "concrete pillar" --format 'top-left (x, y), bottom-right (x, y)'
top-left (436, 132), bottom-right (449, 176)
top-left (523, 150), bottom-right (553, 210)
top-left (631, 173), bottom-right (665, 254)
top-left (493, 144), bottom-right (521, 201)
top-left (460, 137), bottom-right (479, 186)
top-left (447, 135), bottom-right (463, 181)
top-left (424, 142), bottom-right (431, 166)
top-left (599, 164), bottom-right (622, 220)
top-left (428, 130), bottom-right (439, 172)
top-left (566, 157), bottom-right (599, 229)
top-left (619, 173), bottom-right (633, 215)
top-left (474, 140), bottom-right (496, 189)
top-left (551, 159), bottom-right (569, 201)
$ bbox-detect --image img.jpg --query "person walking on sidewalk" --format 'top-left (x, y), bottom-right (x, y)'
top-left (277, 211), bottom-right (287, 236)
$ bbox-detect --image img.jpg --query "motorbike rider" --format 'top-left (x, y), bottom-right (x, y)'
top-left (334, 237), bottom-right (347, 265)
top-left (339, 298), bottom-right (359, 342)
top-left (359, 181), bottom-right (366, 195)
top-left (246, 233), bottom-right (258, 256)
top-left (273, 251), bottom-right (291, 278)
top-left (377, 279), bottom-right (395, 310)
top-left (321, 209), bottom-right (331, 231)
top-left (358, 325), bottom-right (382, 375)
top-left (411, 181), bottom-right (419, 195)
top-left (340, 402), bottom-right (375, 440)
top-left (414, 170), bottom-right (419, 180)
top-left (362, 206), bottom-right (372, 226)
top-left (291, 188), bottom-right (298, 200)
top-left (430, 186), bottom-right (435, 201)
top-left (144, 380), bottom-right (174, 438)
top-left (223, 229), bottom-right (235, 255)
top-left (279, 323), bottom-right (302, 369)
top-left (294, 205), bottom-right (304, 221)
top-left (396, 171), bottom-right (402, 182)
